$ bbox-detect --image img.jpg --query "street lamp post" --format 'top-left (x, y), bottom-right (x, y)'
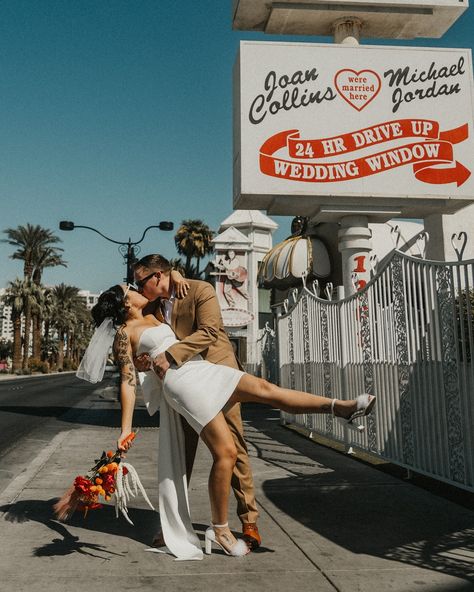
top-left (59, 220), bottom-right (174, 283)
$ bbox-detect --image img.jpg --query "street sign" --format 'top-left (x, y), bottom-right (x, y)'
top-left (233, 41), bottom-right (474, 218)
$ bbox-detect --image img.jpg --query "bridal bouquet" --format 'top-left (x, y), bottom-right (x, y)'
top-left (53, 431), bottom-right (154, 525)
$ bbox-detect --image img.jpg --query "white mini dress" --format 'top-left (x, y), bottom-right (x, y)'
top-left (136, 323), bottom-right (245, 561)
top-left (137, 324), bottom-right (244, 433)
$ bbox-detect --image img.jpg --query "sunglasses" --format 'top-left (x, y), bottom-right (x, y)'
top-left (134, 271), bottom-right (159, 292)
top-left (123, 283), bottom-right (137, 297)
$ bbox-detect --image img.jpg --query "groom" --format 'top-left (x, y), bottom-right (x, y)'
top-left (133, 253), bottom-right (261, 550)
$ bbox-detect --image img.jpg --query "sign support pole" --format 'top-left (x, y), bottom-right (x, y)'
top-left (332, 19), bottom-right (373, 295)
top-left (333, 17), bottom-right (361, 45)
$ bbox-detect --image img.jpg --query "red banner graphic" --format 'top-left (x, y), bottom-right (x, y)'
top-left (259, 119), bottom-right (470, 187)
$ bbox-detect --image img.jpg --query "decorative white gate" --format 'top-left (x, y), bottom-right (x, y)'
top-left (275, 250), bottom-right (474, 492)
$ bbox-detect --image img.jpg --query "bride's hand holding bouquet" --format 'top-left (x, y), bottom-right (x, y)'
top-left (54, 430), bottom-right (154, 525)
top-left (118, 429), bottom-right (135, 454)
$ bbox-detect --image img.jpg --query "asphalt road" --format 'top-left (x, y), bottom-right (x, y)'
top-left (0, 372), bottom-right (161, 498)
top-left (0, 374), bottom-right (105, 496)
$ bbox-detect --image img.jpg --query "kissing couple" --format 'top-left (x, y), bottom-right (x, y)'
top-left (79, 253), bottom-right (376, 560)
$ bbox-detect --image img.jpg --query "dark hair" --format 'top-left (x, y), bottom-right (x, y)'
top-left (134, 254), bottom-right (171, 274)
top-left (91, 285), bottom-right (127, 328)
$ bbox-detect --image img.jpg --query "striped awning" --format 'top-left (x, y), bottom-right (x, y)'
top-left (259, 236), bottom-right (331, 287)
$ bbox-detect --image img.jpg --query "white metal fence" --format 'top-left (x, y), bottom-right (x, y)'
top-left (275, 250), bottom-right (474, 492)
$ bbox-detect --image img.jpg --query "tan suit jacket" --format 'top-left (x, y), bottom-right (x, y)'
top-left (152, 279), bottom-right (241, 370)
top-left (145, 278), bottom-right (257, 523)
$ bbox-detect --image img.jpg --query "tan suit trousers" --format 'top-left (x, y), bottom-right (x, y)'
top-left (151, 279), bottom-right (258, 525)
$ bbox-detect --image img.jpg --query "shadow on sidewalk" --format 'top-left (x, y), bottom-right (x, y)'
top-left (1, 498), bottom-right (160, 558)
top-left (1, 498), bottom-right (215, 559)
top-left (0, 405), bottom-right (159, 428)
top-left (242, 404), bottom-right (474, 584)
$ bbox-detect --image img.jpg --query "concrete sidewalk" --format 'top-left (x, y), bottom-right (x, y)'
top-left (0, 385), bottom-right (473, 591)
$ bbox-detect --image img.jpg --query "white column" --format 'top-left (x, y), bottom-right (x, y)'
top-left (338, 216), bottom-right (372, 295)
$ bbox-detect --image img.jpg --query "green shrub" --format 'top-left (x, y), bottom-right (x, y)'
top-left (62, 358), bottom-right (77, 371)
top-left (28, 358), bottom-right (50, 373)
top-left (16, 368), bottom-right (32, 375)
top-left (28, 358), bottom-right (43, 372)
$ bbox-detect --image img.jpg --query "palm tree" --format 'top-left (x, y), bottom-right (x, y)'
top-left (50, 284), bottom-right (91, 370)
top-left (3, 279), bottom-right (26, 371)
top-left (169, 257), bottom-right (199, 278)
top-left (51, 284), bottom-right (80, 369)
top-left (31, 247), bottom-right (67, 359)
top-left (71, 330), bottom-right (91, 366)
top-left (41, 288), bottom-right (56, 362)
top-left (41, 335), bottom-right (59, 369)
top-left (174, 219), bottom-right (214, 278)
top-left (169, 257), bottom-right (186, 275)
top-left (66, 304), bottom-right (92, 366)
top-left (3, 224), bottom-right (66, 362)
top-left (18, 280), bottom-right (43, 368)
top-left (2, 224), bottom-right (63, 279)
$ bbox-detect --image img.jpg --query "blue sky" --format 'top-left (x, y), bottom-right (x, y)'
top-left (1, 1), bottom-right (473, 292)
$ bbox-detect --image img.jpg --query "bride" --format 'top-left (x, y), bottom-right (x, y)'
top-left (85, 283), bottom-right (376, 560)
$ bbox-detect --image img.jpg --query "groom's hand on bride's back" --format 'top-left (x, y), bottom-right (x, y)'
top-left (134, 352), bottom-right (152, 372)
top-left (152, 352), bottom-right (171, 379)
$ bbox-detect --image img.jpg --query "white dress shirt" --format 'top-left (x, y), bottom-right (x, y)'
top-left (161, 287), bottom-right (176, 324)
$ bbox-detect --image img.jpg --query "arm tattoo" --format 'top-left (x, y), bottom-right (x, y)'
top-left (114, 328), bottom-right (136, 387)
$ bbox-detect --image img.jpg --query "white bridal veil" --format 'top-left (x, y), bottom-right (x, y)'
top-left (76, 317), bottom-right (116, 383)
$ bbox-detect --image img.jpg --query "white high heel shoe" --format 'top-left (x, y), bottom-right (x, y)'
top-left (205, 523), bottom-right (249, 557)
top-left (331, 394), bottom-right (376, 432)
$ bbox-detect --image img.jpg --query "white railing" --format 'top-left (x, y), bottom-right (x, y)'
top-left (275, 251), bottom-right (474, 492)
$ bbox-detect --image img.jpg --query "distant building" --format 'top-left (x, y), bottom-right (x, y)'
top-left (78, 290), bottom-right (100, 310)
top-left (0, 289), bottom-right (14, 341)
top-left (0, 287), bottom-right (100, 342)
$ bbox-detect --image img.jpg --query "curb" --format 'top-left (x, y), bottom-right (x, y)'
top-left (0, 430), bottom-right (72, 508)
top-left (0, 371), bottom-right (77, 382)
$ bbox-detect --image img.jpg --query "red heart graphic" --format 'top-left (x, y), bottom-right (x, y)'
top-left (334, 69), bottom-right (381, 111)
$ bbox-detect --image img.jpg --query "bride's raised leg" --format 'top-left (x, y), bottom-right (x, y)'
top-left (229, 374), bottom-right (371, 419)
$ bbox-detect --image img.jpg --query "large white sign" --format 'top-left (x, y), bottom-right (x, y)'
top-left (233, 42), bottom-right (474, 215)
